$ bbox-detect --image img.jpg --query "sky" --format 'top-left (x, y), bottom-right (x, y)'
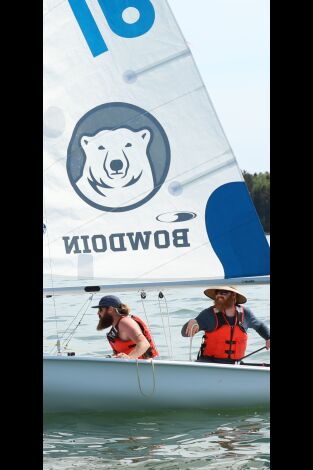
top-left (167, 0), bottom-right (270, 173)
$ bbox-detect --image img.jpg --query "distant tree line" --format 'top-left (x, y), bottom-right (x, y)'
top-left (242, 171), bottom-right (270, 234)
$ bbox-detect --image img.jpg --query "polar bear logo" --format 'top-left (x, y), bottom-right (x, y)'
top-left (67, 102), bottom-right (171, 211)
top-left (76, 127), bottom-right (155, 209)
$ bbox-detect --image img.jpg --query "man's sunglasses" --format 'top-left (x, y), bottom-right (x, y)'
top-left (215, 290), bottom-right (231, 296)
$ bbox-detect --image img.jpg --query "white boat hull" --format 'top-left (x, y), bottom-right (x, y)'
top-left (44, 356), bottom-right (270, 413)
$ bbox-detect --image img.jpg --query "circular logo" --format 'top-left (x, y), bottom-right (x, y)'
top-left (67, 102), bottom-right (171, 212)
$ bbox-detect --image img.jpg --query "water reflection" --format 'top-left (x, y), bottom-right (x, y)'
top-left (44, 409), bottom-right (270, 469)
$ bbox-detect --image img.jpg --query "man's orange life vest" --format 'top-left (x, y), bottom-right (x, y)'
top-left (199, 307), bottom-right (247, 360)
top-left (107, 314), bottom-right (159, 359)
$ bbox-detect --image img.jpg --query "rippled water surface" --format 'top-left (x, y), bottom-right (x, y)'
top-left (44, 409), bottom-right (270, 469)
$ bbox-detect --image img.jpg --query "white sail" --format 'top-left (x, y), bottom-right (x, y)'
top-left (43, 0), bottom-right (269, 286)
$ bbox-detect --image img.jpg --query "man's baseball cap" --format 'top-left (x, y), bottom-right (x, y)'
top-left (92, 295), bottom-right (122, 309)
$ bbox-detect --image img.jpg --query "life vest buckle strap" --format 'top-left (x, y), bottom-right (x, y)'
top-left (225, 350), bottom-right (235, 355)
top-left (225, 340), bottom-right (236, 344)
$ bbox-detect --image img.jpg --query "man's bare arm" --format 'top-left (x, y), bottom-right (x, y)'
top-left (115, 317), bottom-right (150, 359)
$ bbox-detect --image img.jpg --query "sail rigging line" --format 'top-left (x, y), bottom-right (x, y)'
top-left (43, 187), bottom-right (61, 352)
top-left (136, 359), bottom-right (156, 398)
top-left (48, 294), bottom-right (94, 355)
top-left (159, 292), bottom-right (173, 360)
top-left (61, 294), bottom-right (94, 352)
top-left (157, 293), bottom-right (173, 360)
top-left (140, 291), bottom-right (153, 334)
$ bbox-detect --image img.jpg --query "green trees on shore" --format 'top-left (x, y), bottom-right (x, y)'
top-left (242, 171), bottom-right (270, 234)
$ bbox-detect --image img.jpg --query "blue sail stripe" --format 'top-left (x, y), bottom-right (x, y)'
top-left (68, 0), bottom-right (108, 56)
top-left (205, 182), bottom-right (270, 278)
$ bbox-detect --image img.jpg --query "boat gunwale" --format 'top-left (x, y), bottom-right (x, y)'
top-left (43, 354), bottom-right (270, 372)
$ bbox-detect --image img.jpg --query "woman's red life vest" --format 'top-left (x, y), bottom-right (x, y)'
top-left (200, 307), bottom-right (247, 360)
top-left (107, 314), bottom-right (159, 359)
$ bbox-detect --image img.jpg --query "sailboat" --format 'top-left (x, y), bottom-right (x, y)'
top-left (43, 0), bottom-right (270, 414)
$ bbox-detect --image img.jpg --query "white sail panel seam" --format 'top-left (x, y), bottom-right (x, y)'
top-left (62, 85), bottom-right (205, 164)
top-left (165, 0), bottom-right (244, 184)
top-left (131, 241), bottom-right (210, 281)
top-left (43, 152), bottom-right (233, 247)
top-left (43, 0), bottom-right (66, 18)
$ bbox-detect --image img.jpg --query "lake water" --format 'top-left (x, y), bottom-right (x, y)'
top-left (43, 281), bottom-right (270, 469)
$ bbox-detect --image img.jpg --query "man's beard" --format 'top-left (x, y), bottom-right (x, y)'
top-left (97, 314), bottom-right (113, 331)
top-left (215, 295), bottom-right (234, 311)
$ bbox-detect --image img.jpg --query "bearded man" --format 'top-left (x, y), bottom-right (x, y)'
top-left (182, 286), bottom-right (270, 364)
top-left (93, 295), bottom-right (158, 359)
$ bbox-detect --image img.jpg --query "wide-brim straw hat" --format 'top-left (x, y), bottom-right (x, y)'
top-left (204, 286), bottom-right (247, 304)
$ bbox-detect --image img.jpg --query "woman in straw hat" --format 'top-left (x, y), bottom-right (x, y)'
top-left (182, 286), bottom-right (270, 364)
